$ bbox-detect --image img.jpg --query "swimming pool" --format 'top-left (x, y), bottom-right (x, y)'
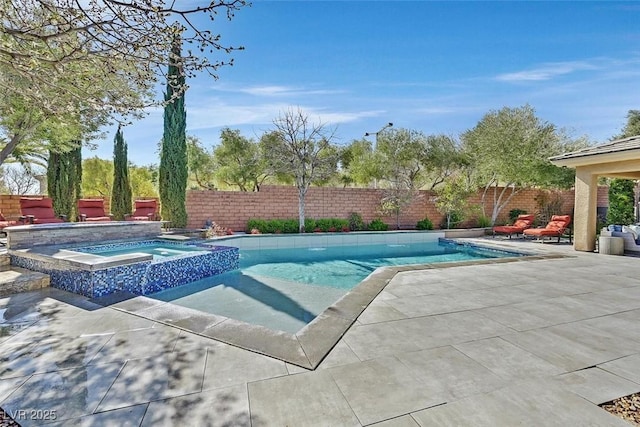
top-left (152, 240), bottom-right (522, 333)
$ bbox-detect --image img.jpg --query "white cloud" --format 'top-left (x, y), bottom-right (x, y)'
top-left (298, 107), bottom-right (384, 124)
top-left (210, 83), bottom-right (345, 97)
top-left (240, 85), bottom-right (293, 96)
top-left (495, 60), bottom-right (599, 82)
top-left (185, 99), bottom-right (382, 131)
top-left (414, 107), bottom-right (457, 115)
top-left (187, 102), bottom-right (289, 130)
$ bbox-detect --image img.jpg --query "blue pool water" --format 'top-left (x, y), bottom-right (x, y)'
top-left (82, 243), bottom-right (207, 260)
top-left (152, 241), bottom-right (521, 333)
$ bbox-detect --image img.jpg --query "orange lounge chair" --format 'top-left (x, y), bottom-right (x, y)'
top-left (77, 198), bottom-right (113, 222)
top-left (19, 197), bottom-right (66, 224)
top-left (125, 199), bottom-right (159, 221)
top-left (523, 215), bottom-right (572, 243)
top-left (492, 214), bottom-right (535, 239)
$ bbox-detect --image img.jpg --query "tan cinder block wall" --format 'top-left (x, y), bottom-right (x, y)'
top-left (185, 186), bottom-right (610, 231)
top-left (1, 186), bottom-right (607, 231)
top-left (0, 194), bottom-right (26, 220)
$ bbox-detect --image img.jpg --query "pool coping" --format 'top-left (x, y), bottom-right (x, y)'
top-left (91, 240), bottom-right (572, 370)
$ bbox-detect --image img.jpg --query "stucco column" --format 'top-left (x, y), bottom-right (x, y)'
top-left (573, 167), bottom-right (598, 251)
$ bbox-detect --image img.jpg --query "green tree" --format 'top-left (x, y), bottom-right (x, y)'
top-left (262, 108), bottom-right (339, 232)
top-left (607, 179), bottom-right (635, 225)
top-left (377, 128), bottom-right (429, 190)
top-left (159, 35), bottom-right (188, 227)
top-left (47, 151), bottom-right (65, 213)
top-left (83, 157), bottom-right (158, 201)
top-left (213, 128), bottom-right (268, 191)
top-left (341, 132), bottom-right (465, 191)
top-left (462, 105), bottom-right (578, 225)
top-left (46, 145), bottom-right (82, 220)
top-left (83, 157), bottom-right (114, 198)
top-left (111, 127), bottom-right (132, 220)
top-left (187, 136), bottom-right (216, 190)
top-left (615, 110), bottom-right (640, 139)
top-left (0, 81), bottom-right (107, 168)
top-left (0, 31), bottom-right (141, 168)
top-left (131, 165), bottom-right (159, 198)
top-left (1, 1), bottom-right (248, 170)
top-left (341, 139), bottom-right (385, 187)
top-left (422, 134), bottom-right (467, 190)
top-left (2, 1), bottom-right (247, 118)
top-left (372, 128), bottom-right (430, 228)
top-left (434, 174), bottom-right (474, 229)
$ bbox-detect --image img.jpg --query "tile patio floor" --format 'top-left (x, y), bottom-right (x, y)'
top-left (1, 238), bottom-right (640, 426)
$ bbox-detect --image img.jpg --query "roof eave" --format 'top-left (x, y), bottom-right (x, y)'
top-left (550, 148), bottom-right (640, 168)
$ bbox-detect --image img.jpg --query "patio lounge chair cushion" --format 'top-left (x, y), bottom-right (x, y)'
top-left (126, 199), bottom-right (159, 221)
top-left (623, 225), bottom-right (640, 243)
top-left (19, 197), bottom-right (65, 224)
top-left (77, 199), bottom-right (112, 222)
top-left (523, 215), bottom-right (571, 238)
top-left (493, 214), bottom-right (535, 236)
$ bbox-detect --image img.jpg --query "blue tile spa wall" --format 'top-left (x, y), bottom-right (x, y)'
top-left (144, 246), bottom-right (240, 294)
top-left (11, 246), bottom-right (239, 299)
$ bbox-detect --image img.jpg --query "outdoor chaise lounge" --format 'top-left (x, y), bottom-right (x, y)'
top-left (77, 198), bottom-right (113, 222)
top-left (19, 197), bottom-right (66, 224)
top-left (492, 214), bottom-right (535, 238)
top-left (523, 214), bottom-right (572, 242)
top-left (125, 199), bottom-right (159, 221)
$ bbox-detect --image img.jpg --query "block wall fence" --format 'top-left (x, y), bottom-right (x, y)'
top-left (184, 185), bottom-right (610, 231)
top-left (0, 186), bottom-right (609, 231)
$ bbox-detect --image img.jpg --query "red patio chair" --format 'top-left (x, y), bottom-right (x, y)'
top-left (125, 199), bottom-right (159, 221)
top-left (0, 210), bottom-right (18, 234)
top-left (77, 199), bottom-right (113, 222)
top-left (523, 215), bottom-right (572, 243)
top-left (492, 214), bottom-right (535, 239)
top-left (19, 197), bottom-right (66, 224)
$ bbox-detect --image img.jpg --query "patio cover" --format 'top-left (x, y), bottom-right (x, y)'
top-left (550, 135), bottom-right (640, 251)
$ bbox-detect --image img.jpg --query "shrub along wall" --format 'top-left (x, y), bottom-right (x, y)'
top-left (185, 185), bottom-right (610, 231)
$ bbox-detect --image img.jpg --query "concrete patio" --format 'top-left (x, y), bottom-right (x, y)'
top-left (1, 238), bottom-right (639, 426)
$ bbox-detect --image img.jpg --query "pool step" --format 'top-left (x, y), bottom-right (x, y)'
top-left (0, 265), bottom-right (50, 297)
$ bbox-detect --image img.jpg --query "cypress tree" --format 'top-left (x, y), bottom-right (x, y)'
top-left (69, 146), bottom-right (82, 220)
top-left (47, 150), bottom-right (64, 213)
top-left (111, 126), bottom-right (132, 220)
top-left (159, 33), bottom-right (188, 228)
top-left (47, 145), bottom-right (82, 220)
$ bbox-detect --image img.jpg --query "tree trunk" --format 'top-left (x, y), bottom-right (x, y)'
top-left (489, 183), bottom-right (523, 225)
top-left (0, 132), bottom-right (25, 167)
top-left (298, 190), bottom-right (306, 233)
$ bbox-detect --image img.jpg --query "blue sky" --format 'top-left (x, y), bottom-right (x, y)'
top-left (86, 1), bottom-right (640, 166)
